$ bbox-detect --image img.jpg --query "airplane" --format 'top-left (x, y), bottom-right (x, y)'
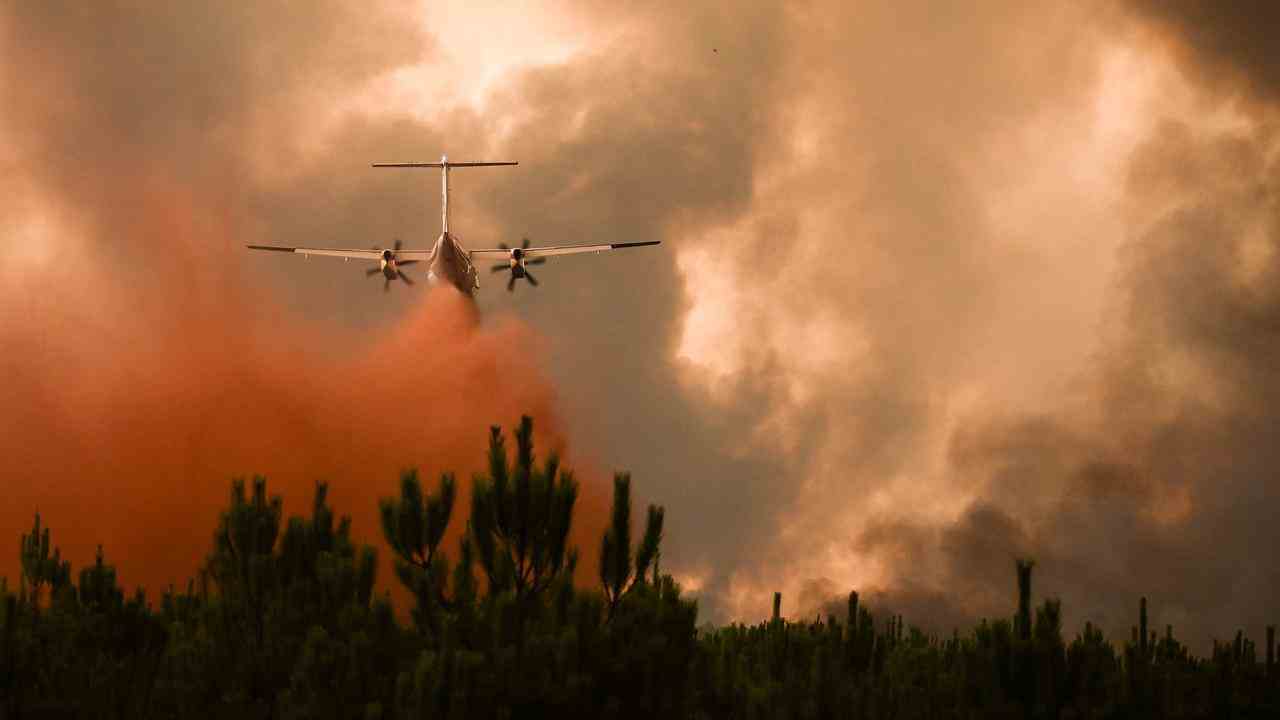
top-left (247, 156), bottom-right (660, 293)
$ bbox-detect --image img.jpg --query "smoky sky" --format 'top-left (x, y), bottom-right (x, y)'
top-left (1123, 1), bottom-right (1280, 105)
top-left (2, 0), bottom-right (1279, 650)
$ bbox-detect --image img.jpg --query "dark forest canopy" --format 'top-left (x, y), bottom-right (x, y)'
top-left (1, 417), bottom-right (1277, 719)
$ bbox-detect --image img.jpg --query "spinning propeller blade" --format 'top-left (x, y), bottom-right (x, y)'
top-left (494, 237), bottom-right (546, 292)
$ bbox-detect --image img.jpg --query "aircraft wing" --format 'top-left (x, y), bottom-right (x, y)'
top-left (246, 245), bottom-right (434, 262)
top-left (469, 240), bottom-right (660, 262)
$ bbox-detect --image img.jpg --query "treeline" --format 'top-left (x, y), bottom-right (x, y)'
top-left (698, 570), bottom-right (1277, 719)
top-left (0, 417), bottom-right (1276, 719)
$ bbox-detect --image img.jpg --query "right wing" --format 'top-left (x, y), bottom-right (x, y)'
top-left (246, 245), bottom-right (433, 262)
top-left (469, 240), bottom-right (660, 262)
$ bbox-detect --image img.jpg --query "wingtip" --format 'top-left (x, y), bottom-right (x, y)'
top-left (610, 240), bottom-right (663, 250)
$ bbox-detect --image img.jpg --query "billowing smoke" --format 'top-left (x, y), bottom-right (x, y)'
top-left (783, 2), bottom-right (1280, 647)
top-left (479, 0), bottom-right (1280, 648)
top-left (1122, 1), bottom-right (1280, 105)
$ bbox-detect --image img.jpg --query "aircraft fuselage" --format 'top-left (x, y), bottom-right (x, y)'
top-left (426, 232), bottom-right (479, 295)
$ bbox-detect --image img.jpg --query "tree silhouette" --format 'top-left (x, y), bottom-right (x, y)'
top-left (470, 416), bottom-right (578, 611)
top-left (78, 544), bottom-right (124, 612)
top-left (206, 476), bottom-right (282, 650)
top-left (379, 469), bottom-right (472, 634)
top-left (1, 416), bottom-right (1278, 718)
top-left (19, 513), bottom-right (70, 611)
top-left (599, 472), bottom-right (664, 619)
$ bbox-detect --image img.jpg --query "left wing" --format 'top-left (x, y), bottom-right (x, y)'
top-left (469, 240), bottom-right (660, 262)
top-left (247, 245), bottom-right (434, 262)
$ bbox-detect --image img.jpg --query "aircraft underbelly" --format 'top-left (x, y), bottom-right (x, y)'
top-left (428, 236), bottom-right (476, 295)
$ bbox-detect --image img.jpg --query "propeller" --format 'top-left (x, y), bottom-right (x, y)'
top-left (492, 258), bottom-right (546, 272)
top-left (503, 269), bottom-right (538, 291)
top-left (493, 237), bottom-right (546, 292)
top-left (367, 238), bottom-right (416, 291)
top-left (380, 270), bottom-right (413, 291)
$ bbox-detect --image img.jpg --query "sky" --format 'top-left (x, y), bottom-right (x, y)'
top-left (2, 1), bottom-right (1278, 648)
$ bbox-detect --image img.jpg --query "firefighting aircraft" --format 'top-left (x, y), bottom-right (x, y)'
top-left (247, 156), bottom-right (659, 293)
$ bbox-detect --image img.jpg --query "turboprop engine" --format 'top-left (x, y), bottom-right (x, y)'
top-left (366, 239), bottom-right (417, 291)
top-left (489, 237), bottom-right (546, 292)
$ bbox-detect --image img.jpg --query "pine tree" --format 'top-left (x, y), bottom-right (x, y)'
top-left (1140, 596), bottom-right (1149, 659)
top-left (1014, 559), bottom-right (1034, 642)
top-left (1013, 558), bottom-right (1035, 715)
top-left (1034, 598), bottom-right (1065, 717)
top-left (78, 545), bottom-right (124, 612)
top-left (19, 513), bottom-right (71, 612)
top-left (1267, 625), bottom-right (1275, 683)
top-left (206, 476), bottom-right (282, 645)
top-left (470, 416), bottom-right (578, 613)
top-left (599, 472), bottom-right (664, 619)
top-left (280, 481), bottom-right (379, 625)
top-left (379, 469), bottom-right (464, 633)
top-left (0, 578), bottom-right (16, 717)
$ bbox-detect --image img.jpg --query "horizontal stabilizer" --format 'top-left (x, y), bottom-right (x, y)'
top-left (372, 161), bottom-right (517, 168)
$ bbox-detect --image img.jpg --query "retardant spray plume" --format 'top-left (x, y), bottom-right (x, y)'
top-left (0, 269), bottom-right (609, 593)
